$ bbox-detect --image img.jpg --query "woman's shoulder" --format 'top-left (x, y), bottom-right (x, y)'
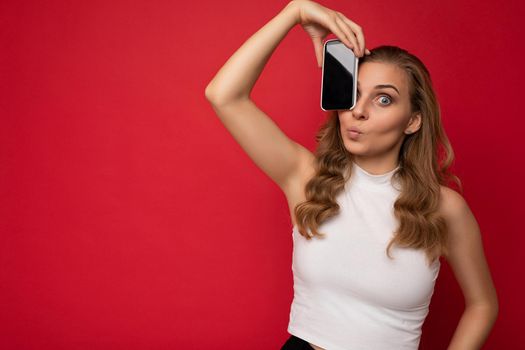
top-left (438, 185), bottom-right (469, 218)
top-left (438, 185), bottom-right (474, 260)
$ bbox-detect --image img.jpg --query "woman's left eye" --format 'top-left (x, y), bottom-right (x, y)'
top-left (378, 95), bottom-right (392, 105)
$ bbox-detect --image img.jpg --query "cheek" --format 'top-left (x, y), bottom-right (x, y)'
top-left (374, 121), bottom-right (405, 136)
top-left (370, 123), bottom-right (406, 149)
top-left (371, 109), bottom-right (408, 135)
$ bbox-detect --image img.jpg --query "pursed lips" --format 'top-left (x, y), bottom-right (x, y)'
top-left (348, 126), bottom-right (363, 134)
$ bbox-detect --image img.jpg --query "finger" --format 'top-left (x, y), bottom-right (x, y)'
top-left (365, 48), bottom-right (371, 55)
top-left (337, 14), bottom-right (365, 55)
top-left (337, 12), bottom-right (366, 56)
top-left (335, 11), bottom-right (362, 55)
top-left (323, 13), bottom-right (354, 50)
top-left (335, 15), bottom-right (360, 56)
top-left (312, 36), bottom-right (324, 68)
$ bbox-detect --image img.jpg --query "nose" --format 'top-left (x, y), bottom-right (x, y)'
top-left (350, 97), bottom-right (368, 120)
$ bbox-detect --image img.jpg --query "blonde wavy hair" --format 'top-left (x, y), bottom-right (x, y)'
top-left (294, 45), bottom-right (462, 266)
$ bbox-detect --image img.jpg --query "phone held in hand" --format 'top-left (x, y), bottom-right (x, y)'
top-left (320, 39), bottom-right (359, 111)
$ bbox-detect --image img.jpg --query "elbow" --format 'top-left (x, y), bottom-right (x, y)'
top-left (204, 85), bottom-right (248, 107)
top-left (466, 287), bottom-right (500, 318)
top-left (204, 84), bottom-right (216, 103)
top-left (204, 84), bottom-right (228, 106)
top-left (467, 300), bottom-right (499, 321)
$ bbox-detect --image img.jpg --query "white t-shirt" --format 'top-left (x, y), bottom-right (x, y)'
top-left (287, 161), bottom-right (441, 350)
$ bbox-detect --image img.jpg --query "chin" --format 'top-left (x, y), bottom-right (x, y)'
top-left (343, 144), bottom-right (367, 156)
top-left (343, 138), bottom-right (359, 148)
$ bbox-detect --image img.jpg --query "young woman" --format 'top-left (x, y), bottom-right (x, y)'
top-left (205, 1), bottom-right (498, 349)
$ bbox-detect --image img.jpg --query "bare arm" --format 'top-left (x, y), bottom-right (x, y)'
top-left (440, 187), bottom-right (499, 350)
top-left (205, 2), bottom-right (307, 191)
top-left (205, 2), bottom-right (299, 104)
top-left (204, 0), bottom-right (367, 191)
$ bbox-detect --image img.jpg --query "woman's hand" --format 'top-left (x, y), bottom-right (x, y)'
top-left (289, 0), bottom-right (370, 68)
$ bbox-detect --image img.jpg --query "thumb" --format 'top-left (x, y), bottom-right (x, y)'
top-left (312, 36), bottom-right (323, 68)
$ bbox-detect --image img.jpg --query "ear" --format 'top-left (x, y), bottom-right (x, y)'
top-left (405, 112), bottom-right (422, 134)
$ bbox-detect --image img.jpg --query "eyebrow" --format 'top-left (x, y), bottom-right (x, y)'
top-left (357, 83), bottom-right (400, 95)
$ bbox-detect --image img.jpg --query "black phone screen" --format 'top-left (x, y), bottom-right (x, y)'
top-left (320, 39), bottom-right (358, 111)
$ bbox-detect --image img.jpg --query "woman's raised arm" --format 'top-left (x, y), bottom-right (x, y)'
top-left (204, 0), bottom-right (366, 191)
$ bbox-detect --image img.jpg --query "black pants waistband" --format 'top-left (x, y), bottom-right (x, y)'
top-left (281, 335), bottom-right (315, 350)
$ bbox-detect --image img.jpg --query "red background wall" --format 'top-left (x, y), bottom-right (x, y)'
top-left (1, 0), bottom-right (523, 348)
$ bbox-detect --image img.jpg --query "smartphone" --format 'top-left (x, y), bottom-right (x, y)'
top-left (320, 39), bottom-right (359, 111)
